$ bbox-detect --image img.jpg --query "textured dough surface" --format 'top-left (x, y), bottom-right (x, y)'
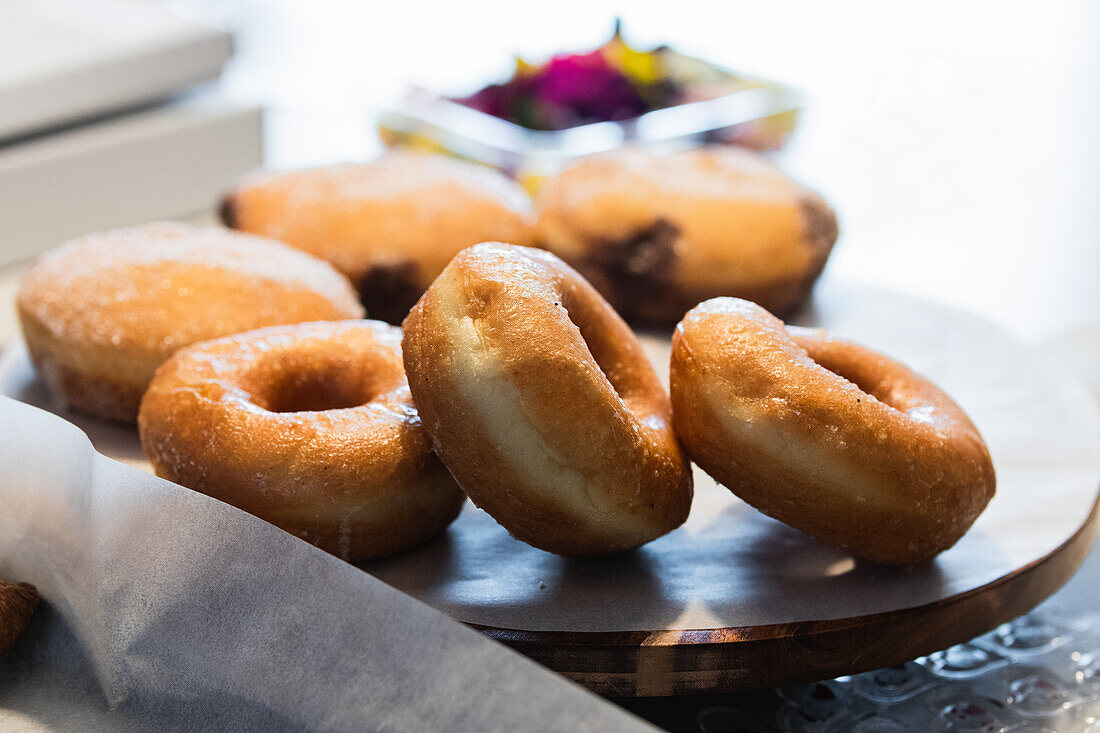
top-left (138, 320), bottom-right (465, 561)
top-left (17, 222), bottom-right (364, 422)
top-left (222, 151), bottom-right (535, 322)
top-left (535, 146), bottom-right (838, 324)
top-left (402, 243), bottom-right (693, 556)
top-left (670, 297), bottom-right (996, 565)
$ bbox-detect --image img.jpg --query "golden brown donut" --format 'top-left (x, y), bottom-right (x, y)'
top-left (535, 146), bottom-right (838, 325)
top-left (0, 579), bottom-right (38, 656)
top-left (17, 223), bottom-right (364, 423)
top-left (138, 320), bottom-right (465, 561)
top-left (670, 298), bottom-right (996, 566)
top-left (221, 151), bottom-right (535, 323)
top-left (402, 242), bottom-right (693, 556)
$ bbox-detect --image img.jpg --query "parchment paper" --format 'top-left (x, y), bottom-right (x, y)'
top-left (0, 402), bottom-right (650, 731)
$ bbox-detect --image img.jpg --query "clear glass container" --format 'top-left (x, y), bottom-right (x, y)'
top-left (377, 74), bottom-right (802, 194)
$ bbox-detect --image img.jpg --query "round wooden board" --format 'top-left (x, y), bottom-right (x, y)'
top-left (474, 497), bottom-right (1099, 697)
top-left (360, 283), bottom-right (1100, 697)
top-left (4, 282), bottom-right (1099, 698)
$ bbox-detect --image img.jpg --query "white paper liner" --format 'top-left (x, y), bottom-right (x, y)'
top-left (0, 399), bottom-right (649, 731)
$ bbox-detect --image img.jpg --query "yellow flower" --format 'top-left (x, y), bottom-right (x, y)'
top-left (603, 36), bottom-right (661, 85)
top-left (514, 56), bottom-right (539, 78)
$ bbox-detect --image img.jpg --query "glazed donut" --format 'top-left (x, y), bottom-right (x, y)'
top-left (138, 320), bottom-right (466, 561)
top-left (17, 223), bottom-right (364, 423)
top-left (402, 242), bottom-right (693, 556)
top-left (0, 579), bottom-right (38, 656)
top-left (220, 151), bottom-right (535, 323)
top-left (670, 298), bottom-right (996, 566)
top-left (535, 146), bottom-right (838, 325)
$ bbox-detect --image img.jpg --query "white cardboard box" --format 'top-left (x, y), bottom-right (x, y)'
top-left (0, 0), bottom-right (233, 141)
top-left (0, 97), bottom-right (262, 266)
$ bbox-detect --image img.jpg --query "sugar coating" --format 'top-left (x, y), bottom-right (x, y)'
top-left (226, 151), bottom-right (535, 280)
top-left (18, 222), bottom-right (364, 355)
top-left (544, 146), bottom-right (802, 207)
top-left (241, 151), bottom-right (534, 213)
top-left (137, 319), bottom-right (465, 561)
top-left (535, 146), bottom-right (838, 292)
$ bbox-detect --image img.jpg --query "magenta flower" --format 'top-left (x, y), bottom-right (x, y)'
top-left (451, 26), bottom-right (682, 131)
top-left (536, 51), bottom-right (647, 127)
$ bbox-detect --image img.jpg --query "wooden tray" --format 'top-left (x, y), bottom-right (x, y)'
top-left (472, 498), bottom-right (1098, 696)
top-left (4, 283), bottom-right (1098, 697)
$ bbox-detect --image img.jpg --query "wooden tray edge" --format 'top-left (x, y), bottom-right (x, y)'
top-left (471, 493), bottom-right (1100, 696)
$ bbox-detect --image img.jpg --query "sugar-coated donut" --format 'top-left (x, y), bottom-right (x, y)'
top-left (138, 320), bottom-right (465, 561)
top-left (670, 298), bottom-right (996, 566)
top-left (402, 242), bottom-right (693, 556)
top-left (221, 151), bottom-right (535, 324)
top-left (17, 223), bottom-right (364, 423)
top-left (535, 146), bottom-right (838, 325)
top-left (0, 579), bottom-right (38, 656)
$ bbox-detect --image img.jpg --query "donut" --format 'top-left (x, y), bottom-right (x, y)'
top-left (535, 146), bottom-right (839, 325)
top-left (0, 579), bottom-right (38, 656)
top-left (220, 151), bottom-right (535, 324)
top-left (17, 222), bottom-right (364, 423)
top-left (402, 242), bottom-right (693, 556)
top-left (670, 298), bottom-right (996, 566)
top-left (137, 320), bottom-right (466, 561)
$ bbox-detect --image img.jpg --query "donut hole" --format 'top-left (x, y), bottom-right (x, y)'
top-left (263, 368), bottom-right (373, 413)
top-left (244, 350), bottom-right (393, 413)
top-left (799, 343), bottom-right (910, 413)
top-left (557, 282), bottom-right (642, 409)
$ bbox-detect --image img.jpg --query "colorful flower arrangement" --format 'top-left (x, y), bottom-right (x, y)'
top-left (453, 23), bottom-right (723, 131)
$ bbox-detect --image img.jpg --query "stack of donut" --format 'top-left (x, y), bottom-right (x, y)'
top-left (15, 147), bottom-right (995, 567)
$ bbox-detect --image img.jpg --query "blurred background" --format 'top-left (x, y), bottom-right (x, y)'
top-left (1, 0), bottom-right (1098, 344)
top-left (172, 0), bottom-right (1100, 341)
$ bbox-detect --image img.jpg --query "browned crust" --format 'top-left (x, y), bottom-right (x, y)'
top-left (23, 338), bottom-right (145, 423)
top-left (572, 198), bottom-right (838, 327)
top-left (401, 243), bottom-right (693, 556)
top-left (534, 147), bottom-right (841, 327)
top-left (800, 194), bottom-right (840, 268)
top-left (218, 154), bottom-right (536, 312)
top-left (0, 580), bottom-right (38, 656)
top-left (670, 299), bottom-right (995, 566)
top-left (218, 192), bottom-right (238, 228)
top-left (573, 259), bottom-right (833, 328)
top-left (138, 320), bottom-right (466, 561)
top-left (576, 219), bottom-right (680, 323)
top-left (16, 223), bottom-right (365, 424)
top-left (793, 193), bottom-right (840, 304)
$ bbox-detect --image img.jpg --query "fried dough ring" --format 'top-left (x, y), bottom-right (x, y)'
top-left (402, 243), bottom-right (693, 556)
top-left (138, 320), bottom-right (465, 560)
top-left (670, 297), bottom-right (995, 565)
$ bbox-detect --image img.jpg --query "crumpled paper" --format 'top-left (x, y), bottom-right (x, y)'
top-left (0, 397), bottom-right (650, 731)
